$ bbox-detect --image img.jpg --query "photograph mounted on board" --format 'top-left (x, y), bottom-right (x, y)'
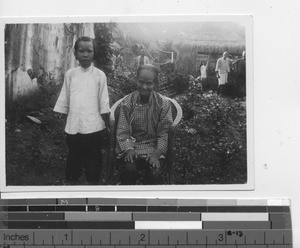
top-left (3, 16), bottom-right (252, 189)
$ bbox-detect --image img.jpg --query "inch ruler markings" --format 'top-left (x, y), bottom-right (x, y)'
top-left (0, 198), bottom-right (293, 247)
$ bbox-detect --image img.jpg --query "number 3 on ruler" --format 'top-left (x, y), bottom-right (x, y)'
top-left (218, 234), bottom-right (224, 241)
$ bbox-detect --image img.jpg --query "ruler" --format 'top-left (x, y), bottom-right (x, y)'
top-left (0, 198), bottom-right (293, 248)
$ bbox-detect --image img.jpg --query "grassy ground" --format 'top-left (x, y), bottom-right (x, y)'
top-left (6, 108), bottom-right (67, 185)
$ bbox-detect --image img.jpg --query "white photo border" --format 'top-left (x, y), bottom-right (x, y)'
top-left (0, 15), bottom-right (254, 198)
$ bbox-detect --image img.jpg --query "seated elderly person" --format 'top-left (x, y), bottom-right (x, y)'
top-left (116, 65), bottom-right (173, 185)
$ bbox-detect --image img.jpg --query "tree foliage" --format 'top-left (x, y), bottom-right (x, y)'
top-left (93, 23), bottom-right (116, 74)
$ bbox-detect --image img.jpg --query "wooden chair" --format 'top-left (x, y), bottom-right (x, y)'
top-left (106, 95), bottom-right (182, 184)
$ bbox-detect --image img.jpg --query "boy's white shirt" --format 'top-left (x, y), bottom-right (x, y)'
top-left (53, 65), bottom-right (110, 134)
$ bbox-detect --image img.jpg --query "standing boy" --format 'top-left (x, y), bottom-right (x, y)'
top-left (54, 36), bottom-right (110, 185)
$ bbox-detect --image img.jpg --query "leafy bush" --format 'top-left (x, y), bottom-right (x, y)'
top-left (37, 73), bottom-right (62, 108)
top-left (107, 66), bottom-right (137, 105)
top-left (173, 83), bottom-right (247, 184)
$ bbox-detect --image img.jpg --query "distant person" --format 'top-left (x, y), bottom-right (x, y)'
top-left (54, 36), bottom-right (110, 185)
top-left (135, 49), bottom-right (150, 67)
top-left (200, 61), bottom-right (208, 80)
top-left (232, 51), bottom-right (246, 101)
top-left (194, 60), bottom-right (209, 91)
top-left (111, 53), bottom-right (117, 70)
top-left (115, 65), bottom-right (173, 185)
top-left (215, 51), bottom-right (231, 96)
top-left (115, 52), bottom-right (124, 69)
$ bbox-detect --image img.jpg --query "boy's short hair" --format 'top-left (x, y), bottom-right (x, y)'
top-left (74, 36), bottom-right (94, 52)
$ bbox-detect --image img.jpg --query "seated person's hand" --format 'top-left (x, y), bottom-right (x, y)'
top-left (146, 154), bottom-right (160, 170)
top-left (124, 149), bottom-right (136, 163)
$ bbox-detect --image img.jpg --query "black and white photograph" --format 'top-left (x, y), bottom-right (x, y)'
top-left (2, 16), bottom-right (253, 190)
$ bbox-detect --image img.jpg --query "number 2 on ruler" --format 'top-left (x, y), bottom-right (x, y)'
top-left (140, 234), bottom-right (146, 242)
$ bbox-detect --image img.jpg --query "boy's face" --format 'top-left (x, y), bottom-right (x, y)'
top-left (75, 41), bottom-right (94, 69)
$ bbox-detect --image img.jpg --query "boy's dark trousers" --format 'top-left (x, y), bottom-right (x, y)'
top-left (65, 130), bottom-right (104, 184)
